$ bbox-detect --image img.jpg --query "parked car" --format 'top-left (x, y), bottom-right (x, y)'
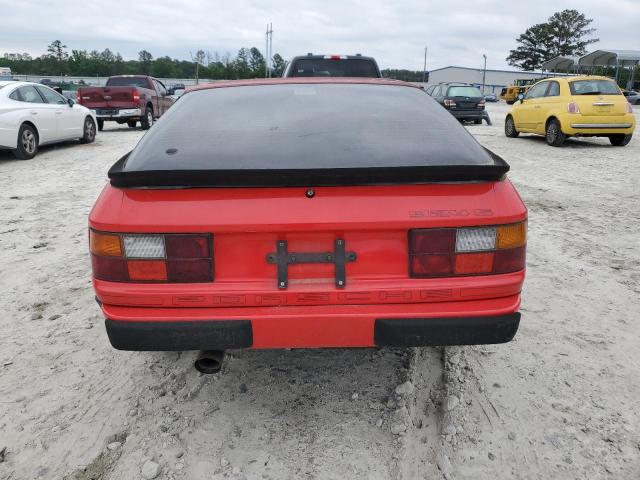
top-left (76, 75), bottom-right (174, 131)
top-left (170, 88), bottom-right (185, 101)
top-left (0, 67), bottom-right (13, 81)
top-left (505, 76), bottom-right (636, 147)
top-left (429, 83), bottom-right (491, 125)
top-left (167, 83), bottom-right (186, 95)
top-left (89, 77), bottom-right (527, 374)
top-left (622, 90), bottom-right (640, 105)
top-left (283, 53), bottom-right (382, 78)
top-left (484, 92), bottom-right (498, 102)
top-left (0, 81), bottom-right (97, 159)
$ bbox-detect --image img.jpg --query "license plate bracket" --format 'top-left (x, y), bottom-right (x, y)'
top-left (267, 239), bottom-right (357, 289)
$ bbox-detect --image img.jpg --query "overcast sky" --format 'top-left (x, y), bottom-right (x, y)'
top-left (1, 0), bottom-right (638, 71)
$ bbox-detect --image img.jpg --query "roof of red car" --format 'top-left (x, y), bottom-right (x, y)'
top-left (187, 77), bottom-right (419, 92)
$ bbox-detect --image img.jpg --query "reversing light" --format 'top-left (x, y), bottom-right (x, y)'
top-left (409, 221), bottom-right (526, 278)
top-left (90, 230), bottom-right (213, 283)
top-left (567, 102), bottom-right (580, 114)
top-left (455, 227), bottom-right (495, 252)
top-left (123, 235), bottom-right (165, 258)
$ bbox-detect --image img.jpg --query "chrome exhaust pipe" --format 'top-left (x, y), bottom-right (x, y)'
top-left (194, 350), bottom-right (225, 374)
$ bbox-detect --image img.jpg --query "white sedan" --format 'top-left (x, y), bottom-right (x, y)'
top-left (0, 81), bottom-right (97, 159)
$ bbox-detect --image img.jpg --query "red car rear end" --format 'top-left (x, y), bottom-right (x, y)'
top-left (89, 78), bottom-right (526, 358)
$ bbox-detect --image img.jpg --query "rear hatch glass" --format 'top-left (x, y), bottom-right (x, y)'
top-left (109, 83), bottom-right (509, 188)
top-left (288, 58), bottom-right (380, 77)
top-left (106, 77), bottom-right (150, 88)
top-left (569, 79), bottom-right (627, 116)
top-left (446, 86), bottom-right (483, 108)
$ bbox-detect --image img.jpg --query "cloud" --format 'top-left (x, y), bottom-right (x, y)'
top-left (1, 0), bottom-right (638, 70)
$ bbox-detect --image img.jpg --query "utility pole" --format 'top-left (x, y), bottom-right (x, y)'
top-left (422, 47), bottom-right (428, 83)
top-left (265, 23), bottom-right (273, 78)
top-left (482, 54), bottom-right (487, 94)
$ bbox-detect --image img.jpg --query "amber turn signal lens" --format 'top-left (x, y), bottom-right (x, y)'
top-left (497, 222), bottom-right (527, 250)
top-left (90, 230), bottom-right (122, 257)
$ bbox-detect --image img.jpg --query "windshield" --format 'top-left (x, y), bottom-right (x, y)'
top-left (569, 79), bottom-right (620, 96)
top-left (106, 77), bottom-right (150, 88)
top-left (446, 86), bottom-right (482, 97)
top-left (288, 59), bottom-right (380, 78)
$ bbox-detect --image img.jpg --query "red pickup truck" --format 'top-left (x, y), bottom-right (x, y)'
top-left (76, 75), bottom-right (174, 131)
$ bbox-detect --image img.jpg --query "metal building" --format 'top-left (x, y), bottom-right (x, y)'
top-left (424, 66), bottom-right (549, 94)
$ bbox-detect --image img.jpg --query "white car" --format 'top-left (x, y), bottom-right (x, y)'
top-left (0, 81), bottom-right (97, 159)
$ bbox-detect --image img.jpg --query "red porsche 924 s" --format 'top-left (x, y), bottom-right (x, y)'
top-left (89, 78), bottom-right (526, 373)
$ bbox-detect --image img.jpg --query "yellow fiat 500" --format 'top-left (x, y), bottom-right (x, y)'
top-left (505, 76), bottom-right (636, 147)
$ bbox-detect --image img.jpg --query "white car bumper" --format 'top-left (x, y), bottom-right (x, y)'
top-left (0, 126), bottom-right (17, 149)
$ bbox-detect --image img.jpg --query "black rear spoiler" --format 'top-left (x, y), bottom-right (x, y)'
top-left (108, 150), bottom-right (510, 188)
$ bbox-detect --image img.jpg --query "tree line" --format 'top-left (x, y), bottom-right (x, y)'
top-left (1, 41), bottom-right (288, 79)
top-left (2, 40), bottom-right (427, 81)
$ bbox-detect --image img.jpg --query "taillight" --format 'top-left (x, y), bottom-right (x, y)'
top-left (567, 102), bottom-right (580, 114)
top-left (132, 90), bottom-right (141, 104)
top-left (76, 91), bottom-right (82, 104)
top-left (324, 55), bottom-right (347, 60)
top-left (625, 102), bottom-right (633, 113)
top-left (90, 230), bottom-right (213, 283)
top-left (444, 99), bottom-right (456, 108)
top-left (409, 221), bottom-right (526, 278)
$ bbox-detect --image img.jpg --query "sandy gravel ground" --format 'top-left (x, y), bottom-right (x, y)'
top-left (0, 104), bottom-right (639, 480)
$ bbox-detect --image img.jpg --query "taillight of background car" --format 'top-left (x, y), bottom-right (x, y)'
top-left (90, 230), bottom-right (213, 282)
top-left (409, 222), bottom-right (526, 278)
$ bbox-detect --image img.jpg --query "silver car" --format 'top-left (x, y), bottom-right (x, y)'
top-left (623, 90), bottom-right (640, 105)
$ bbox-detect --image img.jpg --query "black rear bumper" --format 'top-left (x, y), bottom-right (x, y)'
top-left (105, 313), bottom-right (520, 351)
top-left (374, 313), bottom-right (519, 347)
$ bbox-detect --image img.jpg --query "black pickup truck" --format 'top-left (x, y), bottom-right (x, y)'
top-left (76, 75), bottom-right (174, 130)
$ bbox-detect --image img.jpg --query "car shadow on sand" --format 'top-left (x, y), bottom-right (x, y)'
top-left (514, 134), bottom-right (613, 148)
top-left (0, 139), bottom-right (100, 164)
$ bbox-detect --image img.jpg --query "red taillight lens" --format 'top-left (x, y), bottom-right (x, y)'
top-left (90, 230), bottom-right (213, 283)
top-left (76, 91), bottom-right (81, 104)
top-left (127, 260), bottom-right (168, 281)
top-left (132, 90), bottom-right (141, 104)
top-left (493, 246), bottom-right (526, 274)
top-left (165, 235), bottom-right (210, 258)
top-left (409, 222), bottom-right (526, 278)
top-left (409, 228), bottom-right (456, 254)
top-left (91, 255), bottom-right (128, 282)
top-left (167, 259), bottom-right (212, 283)
top-left (444, 99), bottom-right (456, 108)
top-left (454, 252), bottom-right (494, 274)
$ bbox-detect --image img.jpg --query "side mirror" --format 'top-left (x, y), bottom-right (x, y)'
top-left (67, 98), bottom-right (75, 107)
top-left (517, 94), bottom-right (524, 103)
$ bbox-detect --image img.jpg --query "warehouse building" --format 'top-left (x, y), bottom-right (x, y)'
top-left (424, 66), bottom-right (550, 94)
